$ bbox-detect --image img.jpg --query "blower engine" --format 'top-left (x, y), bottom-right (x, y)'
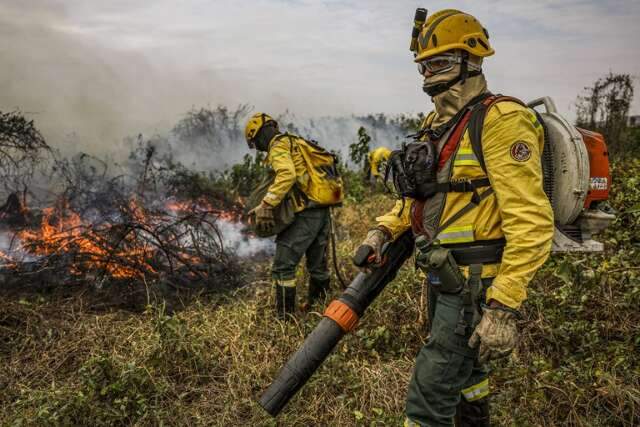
top-left (529, 97), bottom-right (615, 252)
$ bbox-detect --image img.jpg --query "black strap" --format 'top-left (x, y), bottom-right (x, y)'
top-left (446, 239), bottom-right (506, 265)
top-left (435, 178), bottom-right (491, 193)
top-left (329, 208), bottom-right (348, 289)
top-left (468, 95), bottom-right (528, 174)
top-left (443, 237), bottom-right (506, 249)
top-left (468, 101), bottom-right (490, 173)
top-left (459, 51), bottom-right (470, 85)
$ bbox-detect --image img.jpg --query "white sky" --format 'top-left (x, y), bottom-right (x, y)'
top-left (1, 0), bottom-right (639, 149)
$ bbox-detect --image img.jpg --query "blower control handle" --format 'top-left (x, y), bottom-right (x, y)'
top-left (353, 245), bottom-right (374, 267)
top-left (352, 242), bottom-right (391, 267)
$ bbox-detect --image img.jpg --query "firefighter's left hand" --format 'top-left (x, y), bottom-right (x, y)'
top-left (468, 303), bottom-right (518, 364)
top-left (249, 202), bottom-right (275, 233)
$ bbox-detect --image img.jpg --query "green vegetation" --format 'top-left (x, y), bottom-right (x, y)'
top-left (575, 73), bottom-right (636, 156)
top-left (349, 127), bottom-right (372, 170)
top-left (1, 158), bottom-right (639, 426)
top-left (1, 74), bottom-right (639, 425)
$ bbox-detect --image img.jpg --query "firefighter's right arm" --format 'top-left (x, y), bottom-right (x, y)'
top-left (372, 114), bottom-right (432, 240)
top-left (369, 150), bottom-right (381, 178)
top-left (263, 138), bottom-right (296, 206)
top-left (371, 114), bottom-right (432, 238)
top-left (355, 198), bottom-right (412, 269)
top-left (375, 198), bottom-right (413, 240)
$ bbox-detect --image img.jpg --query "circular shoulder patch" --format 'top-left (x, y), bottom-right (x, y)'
top-left (510, 141), bottom-right (531, 162)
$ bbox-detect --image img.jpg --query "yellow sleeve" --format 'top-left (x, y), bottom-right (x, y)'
top-left (263, 138), bottom-right (296, 206)
top-left (482, 103), bottom-right (554, 309)
top-left (375, 198), bottom-right (413, 240)
top-left (368, 151), bottom-right (379, 177)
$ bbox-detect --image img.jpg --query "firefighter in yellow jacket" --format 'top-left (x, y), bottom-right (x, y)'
top-left (245, 114), bottom-right (342, 318)
top-left (356, 9), bottom-right (554, 426)
top-left (367, 146), bottom-right (392, 181)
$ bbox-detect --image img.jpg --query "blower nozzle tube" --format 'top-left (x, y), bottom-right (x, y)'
top-left (258, 231), bottom-right (415, 417)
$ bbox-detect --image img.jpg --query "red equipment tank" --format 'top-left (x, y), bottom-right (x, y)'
top-left (577, 128), bottom-right (611, 209)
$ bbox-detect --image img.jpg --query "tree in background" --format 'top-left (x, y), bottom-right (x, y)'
top-left (575, 73), bottom-right (635, 155)
top-left (0, 110), bottom-right (51, 195)
top-left (226, 152), bottom-right (266, 197)
top-left (172, 105), bottom-right (252, 149)
top-left (349, 126), bottom-right (371, 171)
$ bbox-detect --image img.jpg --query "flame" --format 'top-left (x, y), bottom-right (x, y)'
top-left (17, 201), bottom-right (155, 279)
top-left (164, 197), bottom-right (241, 221)
top-left (0, 195), bottom-right (245, 281)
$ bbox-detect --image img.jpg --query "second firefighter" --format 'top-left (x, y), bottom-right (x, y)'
top-left (245, 113), bottom-right (343, 318)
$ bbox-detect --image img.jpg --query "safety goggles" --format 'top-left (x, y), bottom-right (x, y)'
top-left (417, 53), bottom-right (480, 76)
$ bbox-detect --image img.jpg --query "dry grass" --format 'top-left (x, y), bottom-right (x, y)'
top-left (1, 173), bottom-right (639, 426)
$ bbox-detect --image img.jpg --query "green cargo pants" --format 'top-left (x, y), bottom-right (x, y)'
top-left (405, 281), bottom-right (491, 427)
top-left (271, 207), bottom-right (330, 285)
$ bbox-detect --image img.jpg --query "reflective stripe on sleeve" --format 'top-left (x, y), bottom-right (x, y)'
top-left (436, 224), bottom-right (474, 244)
top-left (461, 378), bottom-right (489, 402)
top-left (454, 148), bottom-right (481, 167)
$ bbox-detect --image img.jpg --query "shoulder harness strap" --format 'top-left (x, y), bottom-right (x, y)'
top-left (427, 95), bottom-right (526, 242)
top-left (467, 95), bottom-right (527, 173)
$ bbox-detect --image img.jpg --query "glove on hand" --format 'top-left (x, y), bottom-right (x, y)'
top-left (250, 202), bottom-right (275, 234)
top-left (362, 229), bottom-right (387, 262)
top-left (468, 305), bottom-right (518, 364)
top-left (354, 229), bottom-right (388, 271)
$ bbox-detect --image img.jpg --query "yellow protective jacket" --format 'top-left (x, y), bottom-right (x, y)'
top-left (262, 134), bottom-right (308, 212)
top-left (262, 133), bottom-right (344, 211)
top-left (376, 101), bottom-right (554, 309)
top-left (368, 147), bottom-right (392, 178)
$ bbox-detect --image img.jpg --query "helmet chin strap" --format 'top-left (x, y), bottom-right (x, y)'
top-left (423, 51), bottom-right (482, 97)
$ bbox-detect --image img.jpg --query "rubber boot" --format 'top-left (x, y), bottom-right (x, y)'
top-left (307, 277), bottom-right (331, 306)
top-left (275, 284), bottom-right (296, 319)
top-left (454, 397), bottom-right (490, 427)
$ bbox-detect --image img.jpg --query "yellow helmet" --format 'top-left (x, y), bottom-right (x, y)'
top-left (245, 113), bottom-right (276, 144)
top-left (414, 9), bottom-right (494, 62)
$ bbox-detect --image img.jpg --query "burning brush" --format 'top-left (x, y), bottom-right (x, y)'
top-left (0, 117), bottom-right (273, 294)
top-left (0, 192), bottom-right (269, 292)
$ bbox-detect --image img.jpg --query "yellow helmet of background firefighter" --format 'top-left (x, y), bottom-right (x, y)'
top-left (245, 113), bottom-right (276, 143)
top-left (414, 9), bottom-right (494, 62)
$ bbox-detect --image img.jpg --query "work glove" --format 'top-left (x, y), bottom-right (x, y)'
top-left (353, 229), bottom-right (388, 271)
top-left (249, 201), bottom-right (275, 234)
top-left (468, 304), bottom-right (518, 364)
